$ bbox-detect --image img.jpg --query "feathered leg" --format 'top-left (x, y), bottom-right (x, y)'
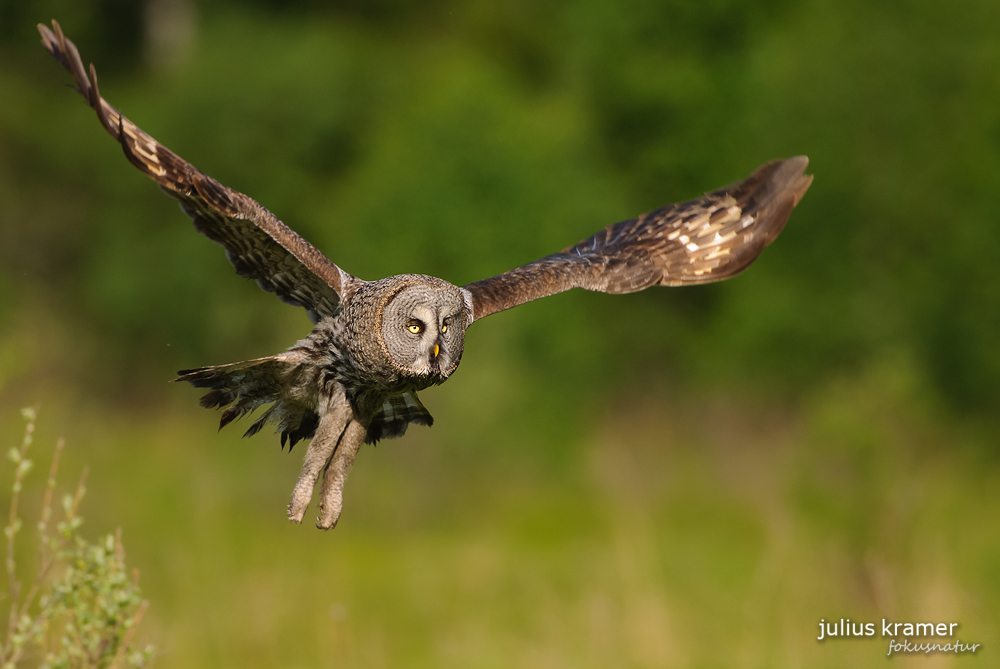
top-left (316, 418), bottom-right (367, 529)
top-left (287, 385), bottom-right (352, 523)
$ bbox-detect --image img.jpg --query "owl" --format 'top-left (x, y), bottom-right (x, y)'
top-left (40, 21), bottom-right (812, 529)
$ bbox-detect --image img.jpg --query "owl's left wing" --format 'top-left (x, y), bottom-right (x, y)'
top-left (462, 157), bottom-right (812, 324)
top-left (39, 20), bottom-right (363, 323)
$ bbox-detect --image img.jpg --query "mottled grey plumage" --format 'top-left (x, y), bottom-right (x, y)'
top-left (40, 21), bottom-right (813, 529)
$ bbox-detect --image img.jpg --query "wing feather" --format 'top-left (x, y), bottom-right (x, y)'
top-left (365, 392), bottom-right (434, 444)
top-left (39, 20), bottom-right (363, 322)
top-left (463, 157), bottom-right (812, 323)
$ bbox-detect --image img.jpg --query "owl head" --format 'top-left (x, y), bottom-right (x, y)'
top-left (345, 275), bottom-right (466, 383)
top-left (380, 275), bottom-right (466, 380)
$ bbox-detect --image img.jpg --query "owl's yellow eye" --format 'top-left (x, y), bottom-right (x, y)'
top-left (441, 323), bottom-right (448, 333)
top-left (407, 321), bottom-right (423, 334)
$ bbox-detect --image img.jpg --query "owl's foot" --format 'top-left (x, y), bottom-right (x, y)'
top-left (314, 419), bottom-right (366, 529)
top-left (287, 388), bottom-right (353, 524)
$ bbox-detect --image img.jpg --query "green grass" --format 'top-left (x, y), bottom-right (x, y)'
top-left (3, 357), bottom-right (995, 668)
top-left (1, 409), bottom-right (153, 669)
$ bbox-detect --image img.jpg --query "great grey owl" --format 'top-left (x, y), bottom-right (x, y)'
top-left (40, 21), bottom-right (813, 529)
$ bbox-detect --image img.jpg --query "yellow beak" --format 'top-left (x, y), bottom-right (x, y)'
top-left (433, 344), bottom-right (440, 358)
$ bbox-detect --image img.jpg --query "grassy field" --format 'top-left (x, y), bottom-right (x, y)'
top-left (4, 354), bottom-right (997, 667)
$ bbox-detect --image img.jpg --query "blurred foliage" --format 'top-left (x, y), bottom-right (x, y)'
top-left (1, 409), bottom-right (153, 669)
top-left (1, 0), bottom-right (998, 413)
top-left (0, 0), bottom-right (998, 666)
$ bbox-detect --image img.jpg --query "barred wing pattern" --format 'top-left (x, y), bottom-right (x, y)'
top-left (39, 20), bottom-right (362, 323)
top-left (366, 392), bottom-right (434, 444)
top-left (463, 157), bottom-right (812, 323)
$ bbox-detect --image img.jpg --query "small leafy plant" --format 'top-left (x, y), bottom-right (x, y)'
top-left (0, 408), bottom-right (154, 668)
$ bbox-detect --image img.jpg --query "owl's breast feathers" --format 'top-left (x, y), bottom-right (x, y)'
top-left (176, 312), bottom-right (442, 446)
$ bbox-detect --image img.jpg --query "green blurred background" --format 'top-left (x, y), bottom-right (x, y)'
top-left (2, 0), bottom-right (999, 666)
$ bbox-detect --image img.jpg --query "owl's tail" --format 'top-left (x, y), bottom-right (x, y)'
top-left (175, 355), bottom-right (319, 449)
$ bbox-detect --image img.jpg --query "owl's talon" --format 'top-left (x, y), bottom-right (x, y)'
top-left (286, 388), bottom-right (352, 524)
top-left (287, 464), bottom-right (322, 523)
top-left (314, 418), bottom-right (365, 530)
top-left (286, 495), bottom-right (308, 523)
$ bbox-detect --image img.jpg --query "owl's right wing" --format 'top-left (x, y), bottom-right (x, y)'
top-left (462, 157), bottom-right (812, 324)
top-left (39, 21), bottom-right (363, 323)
